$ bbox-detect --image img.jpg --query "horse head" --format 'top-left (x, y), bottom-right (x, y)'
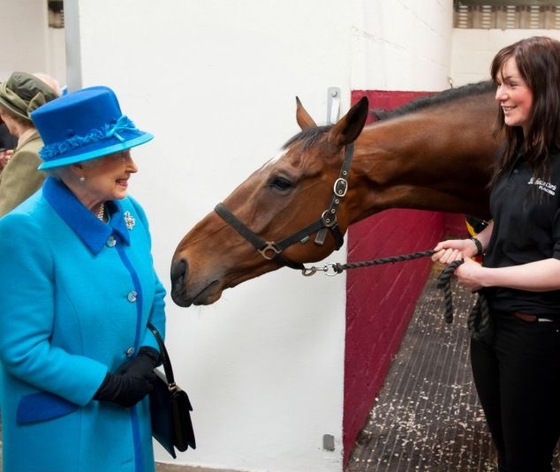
top-left (170, 97), bottom-right (369, 307)
top-left (171, 81), bottom-right (500, 307)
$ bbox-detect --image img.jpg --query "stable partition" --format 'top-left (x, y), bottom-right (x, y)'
top-left (342, 91), bottom-right (445, 461)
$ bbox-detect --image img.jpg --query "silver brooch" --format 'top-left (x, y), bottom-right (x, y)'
top-left (124, 211), bottom-right (136, 230)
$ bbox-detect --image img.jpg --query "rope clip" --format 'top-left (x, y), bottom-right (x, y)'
top-left (301, 264), bottom-right (340, 277)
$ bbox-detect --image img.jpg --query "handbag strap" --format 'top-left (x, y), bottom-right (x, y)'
top-left (147, 323), bottom-right (178, 392)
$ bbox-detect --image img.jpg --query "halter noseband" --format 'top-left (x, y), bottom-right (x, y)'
top-left (214, 143), bottom-right (355, 270)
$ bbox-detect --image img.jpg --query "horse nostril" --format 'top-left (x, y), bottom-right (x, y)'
top-left (170, 258), bottom-right (188, 286)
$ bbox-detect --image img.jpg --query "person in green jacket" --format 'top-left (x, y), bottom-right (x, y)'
top-left (0, 71), bottom-right (60, 217)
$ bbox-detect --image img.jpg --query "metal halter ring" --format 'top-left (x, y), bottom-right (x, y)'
top-left (258, 242), bottom-right (282, 260)
top-left (333, 178), bottom-right (348, 197)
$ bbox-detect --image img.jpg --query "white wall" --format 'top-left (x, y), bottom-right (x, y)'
top-left (451, 29), bottom-right (560, 87)
top-left (0, 1), bottom-right (66, 85)
top-left (69, 2), bottom-right (454, 471)
top-left (352, 0), bottom-right (453, 91)
top-left (73, 2), bottom-right (351, 471)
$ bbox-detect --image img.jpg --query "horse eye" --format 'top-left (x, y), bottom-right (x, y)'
top-left (269, 176), bottom-right (293, 191)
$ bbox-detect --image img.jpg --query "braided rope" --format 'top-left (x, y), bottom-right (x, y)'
top-left (435, 260), bottom-right (463, 323)
top-left (467, 292), bottom-right (493, 341)
top-left (434, 258), bottom-right (492, 340)
top-left (331, 250), bottom-right (436, 273)
top-left (324, 249), bottom-right (492, 339)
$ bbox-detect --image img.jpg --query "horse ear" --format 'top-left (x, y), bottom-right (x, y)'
top-left (295, 96), bottom-right (317, 129)
top-left (329, 96), bottom-right (369, 147)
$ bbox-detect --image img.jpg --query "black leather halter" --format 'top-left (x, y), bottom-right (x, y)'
top-left (214, 143), bottom-right (355, 270)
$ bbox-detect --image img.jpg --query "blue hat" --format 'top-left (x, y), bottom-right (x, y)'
top-left (31, 86), bottom-right (154, 170)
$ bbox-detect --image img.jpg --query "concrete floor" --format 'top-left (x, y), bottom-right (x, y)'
top-left (344, 264), bottom-right (559, 472)
top-left (345, 265), bottom-right (496, 471)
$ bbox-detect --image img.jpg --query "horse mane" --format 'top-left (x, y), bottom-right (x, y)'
top-left (283, 81), bottom-right (495, 148)
top-left (282, 125), bottom-right (333, 150)
top-left (371, 80), bottom-right (494, 121)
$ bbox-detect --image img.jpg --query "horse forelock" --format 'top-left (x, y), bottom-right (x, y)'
top-left (372, 80), bottom-right (495, 121)
top-left (282, 125), bottom-right (333, 151)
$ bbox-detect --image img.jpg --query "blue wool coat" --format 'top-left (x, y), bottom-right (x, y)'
top-left (0, 177), bottom-right (166, 472)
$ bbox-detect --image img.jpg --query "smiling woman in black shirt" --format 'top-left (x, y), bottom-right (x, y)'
top-left (433, 36), bottom-right (560, 472)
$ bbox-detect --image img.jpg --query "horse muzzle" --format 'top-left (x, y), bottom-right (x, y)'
top-left (170, 257), bottom-right (223, 307)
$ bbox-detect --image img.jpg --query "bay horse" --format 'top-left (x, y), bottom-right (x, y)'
top-left (171, 81), bottom-right (500, 307)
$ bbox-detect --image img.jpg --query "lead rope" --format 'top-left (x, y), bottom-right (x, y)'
top-left (434, 259), bottom-right (492, 341)
top-left (309, 249), bottom-right (492, 341)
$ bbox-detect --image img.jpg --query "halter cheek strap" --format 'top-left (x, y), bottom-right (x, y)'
top-left (214, 203), bottom-right (305, 270)
top-left (213, 143), bottom-right (354, 270)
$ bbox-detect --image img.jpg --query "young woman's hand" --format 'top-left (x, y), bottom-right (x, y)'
top-left (432, 238), bottom-right (477, 263)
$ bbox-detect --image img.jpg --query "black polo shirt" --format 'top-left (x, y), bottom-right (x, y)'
top-left (484, 151), bottom-right (560, 316)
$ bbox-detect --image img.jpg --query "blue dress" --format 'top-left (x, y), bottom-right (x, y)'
top-left (0, 177), bottom-right (166, 471)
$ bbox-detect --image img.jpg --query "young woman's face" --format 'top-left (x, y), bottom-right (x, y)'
top-left (495, 57), bottom-right (533, 135)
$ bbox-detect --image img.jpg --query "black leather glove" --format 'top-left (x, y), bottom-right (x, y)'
top-left (94, 372), bottom-right (154, 407)
top-left (116, 346), bottom-right (161, 378)
top-left (94, 347), bottom-right (161, 407)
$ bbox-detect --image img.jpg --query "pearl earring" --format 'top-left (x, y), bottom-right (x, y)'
top-left (79, 176), bottom-right (85, 182)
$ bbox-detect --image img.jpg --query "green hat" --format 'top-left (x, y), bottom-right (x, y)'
top-left (0, 72), bottom-right (59, 122)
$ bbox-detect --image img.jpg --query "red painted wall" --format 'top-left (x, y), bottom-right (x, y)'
top-left (342, 90), bottom-right (468, 463)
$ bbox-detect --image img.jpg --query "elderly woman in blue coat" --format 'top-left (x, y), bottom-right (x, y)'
top-left (0, 86), bottom-right (166, 471)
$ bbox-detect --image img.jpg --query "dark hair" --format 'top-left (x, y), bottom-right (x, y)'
top-left (490, 36), bottom-right (560, 188)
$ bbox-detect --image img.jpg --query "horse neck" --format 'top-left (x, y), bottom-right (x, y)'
top-left (347, 111), bottom-right (496, 222)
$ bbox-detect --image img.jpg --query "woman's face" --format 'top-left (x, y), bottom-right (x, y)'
top-left (495, 56), bottom-right (533, 135)
top-left (73, 150), bottom-right (138, 207)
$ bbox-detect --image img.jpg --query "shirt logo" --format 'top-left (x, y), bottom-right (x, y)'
top-left (528, 177), bottom-right (557, 196)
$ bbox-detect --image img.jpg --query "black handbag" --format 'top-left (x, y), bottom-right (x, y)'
top-left (147, 323), bottom-right (196, 458)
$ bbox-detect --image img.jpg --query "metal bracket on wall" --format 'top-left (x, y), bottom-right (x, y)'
top-left (323, 434), bottom-right (335, 451)
top-left (327, 87), bottom-right (341, 124)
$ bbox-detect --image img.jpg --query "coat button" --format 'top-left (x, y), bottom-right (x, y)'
top-left (126, 347), bottom-right (135, 358)
top-left (127, 291), bottom-right (138, 302)
top-left (106, 236), bottom-right (117, 247)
